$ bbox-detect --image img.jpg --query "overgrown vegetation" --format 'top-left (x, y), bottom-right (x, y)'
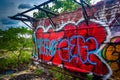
top-left (48, 66), bottom-right (94, 80)
top-left (49, 67), bottom-right (82, 80)
top-left (49, 67), bottom-right (66, 80)
top-left (0, 27), bottom-right (32, 71)
top-left (0, 50), bottom-right (31, 71)
top-left (86, 73), bottom-right (94, 80)
top-left (34, 68), bottom-right (44, 75)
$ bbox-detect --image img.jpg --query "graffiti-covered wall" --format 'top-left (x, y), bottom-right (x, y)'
top-left (32, 0), bottom-right (120, 79)
top-left (93, 0), bottom-right (120, 79)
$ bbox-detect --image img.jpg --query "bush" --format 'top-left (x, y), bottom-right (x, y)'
top-left (0, 51), bottom-right (31, 71)
top-left (0, 54), bottom-right (17, 70)
top-left (34, 68), bottom-right (44, 75)
top-left (20, 51), bottom-right (31, 64)
top-left (49, 67), bottom-right (73, 80)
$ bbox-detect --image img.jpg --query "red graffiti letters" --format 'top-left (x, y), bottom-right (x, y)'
top-left (35, 20), bottom-right (111, 78)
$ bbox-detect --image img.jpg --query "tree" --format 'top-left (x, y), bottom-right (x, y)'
top-left (33, 0), bottom-right (91, 18)
top-left (0, 27), bottom-right (32, 70)
top-left (53, 0), bottom-right (79, 12)
top-left (0, 27), bottom-right (32, 51)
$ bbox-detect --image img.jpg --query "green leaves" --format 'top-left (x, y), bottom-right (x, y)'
top-left (33, 0), bottom-right (92, 19)
top-left (54, 0), bottom-right (79, 13)
top-left (33, 0), bottom-right (79, 18)
top-left (0, 27), bottom-right (32, 51)
top-left (0, 27), bottom-right (32, 71)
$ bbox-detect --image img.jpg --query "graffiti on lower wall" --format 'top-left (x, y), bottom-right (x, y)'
top-left (101, 32), bottom-right (120, 79)
top-left (32, 0), bottom-right (120, 79)
top-left (102, 36), bottom-right (120, 71)
top-left (32, 19), bottom-right (112, 79)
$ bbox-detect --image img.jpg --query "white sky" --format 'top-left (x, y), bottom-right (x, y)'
top-left (76, 0), bottom-right (102, 5)
top-left (91, 0), bottom-right (102, 4)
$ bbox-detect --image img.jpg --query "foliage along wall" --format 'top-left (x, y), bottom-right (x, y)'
top-left (32, 0), bottom-right (120, 79)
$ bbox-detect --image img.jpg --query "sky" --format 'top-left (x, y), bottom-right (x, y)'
top-left (0, 0), bottom-right (102, 30)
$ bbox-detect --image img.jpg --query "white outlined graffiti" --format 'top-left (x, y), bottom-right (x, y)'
top-left (94, 1), bottom-right (120, 25)
top-left (32, 19), bottom-right (112, 79)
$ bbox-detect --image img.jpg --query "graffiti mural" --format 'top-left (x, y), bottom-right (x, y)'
top-left (32, 32), bottom-right (38, 59)
top-left (101, 33), bottom-right (120, 79)
top-left (94, 0), bottom-right (120, 79)
top-left (102, 36), bottom-right (120, 71)
top-left (110, 16), bottom-right (120, 34)
top-left (94, 0), bottom-right (120, 25)
top-left (32, 19), bottom-right (112, 79)
top-left (31, 0), bottom-right (120, 79)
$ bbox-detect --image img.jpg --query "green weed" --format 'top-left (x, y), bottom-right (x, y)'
top-left (34, 68), bottom-right (44, 75)
top-left (0, 51), bottom-right (31, 71)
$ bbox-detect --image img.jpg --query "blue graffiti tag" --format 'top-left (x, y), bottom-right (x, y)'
top-left (37, 38), bottom-right (57, 57)
top-left (58, 35), bottom-right (98, 65)
top-left (32, 33), bottom-right (38, 57)
top-left (36, 35), bottom-right (98, 65)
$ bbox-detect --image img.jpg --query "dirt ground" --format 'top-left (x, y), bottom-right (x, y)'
top-left (0, 65), bottom-right (120, 80)
top-left (0, 65), bottom-right (53, 80)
